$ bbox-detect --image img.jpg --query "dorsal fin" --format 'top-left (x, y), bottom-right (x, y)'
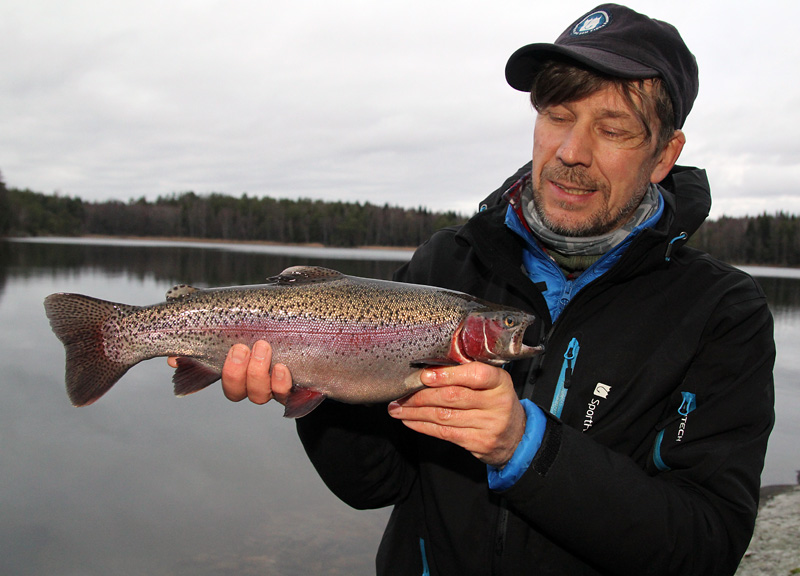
top-left (166, 284), bottom-right (201, 300)
top-left (268, 266), bottom-right (344, 285)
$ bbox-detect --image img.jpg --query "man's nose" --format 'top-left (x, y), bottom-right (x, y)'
top-left (556, 126), bottom-right (592, 167)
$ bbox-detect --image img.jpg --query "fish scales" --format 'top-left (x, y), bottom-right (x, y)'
top-left (44, 266), bottom-right (543, 416)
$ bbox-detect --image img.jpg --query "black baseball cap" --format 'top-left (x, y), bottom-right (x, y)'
top-left (505, 4), bottom-right (699, 128)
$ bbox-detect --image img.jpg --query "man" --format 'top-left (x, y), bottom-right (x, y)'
top-left (213, 5), bottom-right (775, 575)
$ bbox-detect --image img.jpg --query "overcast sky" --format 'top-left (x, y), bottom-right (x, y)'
top-left (2, 0), bottom-right (798, 219)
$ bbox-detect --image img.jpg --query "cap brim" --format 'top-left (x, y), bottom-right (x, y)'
top-left (505, 43), bottom-right (659, 92)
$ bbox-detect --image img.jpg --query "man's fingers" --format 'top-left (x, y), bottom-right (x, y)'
top-left (420, 362), bottom-right (506, 391)
top-left (391, 385), bottom-right (473, 413)
top-left (270, 363), bottom-right (293, 404)
top-left (388, 401), bottom-right (467, 426)
top-left (221, 343), bottom-right (251, 402)
top-left (388, 363), bottom-right (525, 466)
top-left (245, 341), bottom-right (273, 404)
top-left (170, 341), bottom-right (290, 406)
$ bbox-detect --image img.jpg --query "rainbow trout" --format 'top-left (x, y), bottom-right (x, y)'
top-left (44, 266), bottom-right (542, 417)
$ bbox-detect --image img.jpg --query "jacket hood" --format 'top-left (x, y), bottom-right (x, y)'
top-left (656, 165), bottom-right (711, 239)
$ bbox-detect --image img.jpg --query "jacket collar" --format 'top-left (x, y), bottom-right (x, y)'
top-left (459, 163), bottom-right (711, 279)
top-left (655, 164), bottom-right (711, 239)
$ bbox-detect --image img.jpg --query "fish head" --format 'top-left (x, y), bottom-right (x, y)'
top-left (455, 309), bottom-right (543, 366)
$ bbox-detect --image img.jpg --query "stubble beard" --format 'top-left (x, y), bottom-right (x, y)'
top-left (533, 163), bottom-right (651, 237)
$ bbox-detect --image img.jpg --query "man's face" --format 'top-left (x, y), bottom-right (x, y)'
top-left (531, 83), bottom-right (679, 237)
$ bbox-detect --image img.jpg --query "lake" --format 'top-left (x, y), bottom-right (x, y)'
top-left (1, 238), bottom-right (798, 576)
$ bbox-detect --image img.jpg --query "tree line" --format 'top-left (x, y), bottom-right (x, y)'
top-left (2, 176), bottom-right (800, 266)
top-left (2, 185), bottom-right (466, 248)
top-left (689, 212), bottom-right (800, 267)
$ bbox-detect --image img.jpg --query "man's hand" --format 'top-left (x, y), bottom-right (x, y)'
top-left (167, 340), bottom-right (292, 405)
top-left (387, 362), bottom-right (526, 468)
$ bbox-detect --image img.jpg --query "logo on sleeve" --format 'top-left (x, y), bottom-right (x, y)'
top-left (571, 10), bottom-right (611, 36)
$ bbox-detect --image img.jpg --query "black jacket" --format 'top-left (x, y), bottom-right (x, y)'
top-left (296, 164), bottom-right (775, 576)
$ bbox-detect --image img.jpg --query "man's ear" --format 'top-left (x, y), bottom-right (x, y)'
top-left (650, 130), bottom-right (686, 183)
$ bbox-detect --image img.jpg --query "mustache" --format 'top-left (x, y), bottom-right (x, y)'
top-left (540, 164), bottom-right (606, 193)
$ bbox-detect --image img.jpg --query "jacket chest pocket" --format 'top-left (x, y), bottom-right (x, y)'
top-left (541, 337), bottom-right (611, 430)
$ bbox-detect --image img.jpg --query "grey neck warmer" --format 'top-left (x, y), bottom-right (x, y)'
top-left (520, 180), bottom-right (661, 256)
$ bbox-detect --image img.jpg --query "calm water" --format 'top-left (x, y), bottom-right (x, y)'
top-left (1, 238), bottom-right (798, 576)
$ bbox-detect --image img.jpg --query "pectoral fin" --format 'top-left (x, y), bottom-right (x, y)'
top-left (409, 358), bottom-right (461, 368)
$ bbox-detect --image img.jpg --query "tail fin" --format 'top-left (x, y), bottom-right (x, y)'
top-left (44, 293), bottom-right (141, 406)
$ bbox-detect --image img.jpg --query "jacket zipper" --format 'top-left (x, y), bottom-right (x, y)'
top-left (491, 338), bottom-right (578, 573)
top-left (549, 337), bottom-right (580, 418)
top-left (653, 391), bottom-right (697, 471)
top-left (419, 537), bottom-right (431, 576)
top-left (492, 352), bottom-right (546, 574)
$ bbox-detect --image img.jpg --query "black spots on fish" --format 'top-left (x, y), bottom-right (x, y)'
top-left (44, 270), bottom-right (536, 408)
top-left (245, 273), bottom-right (468, 328)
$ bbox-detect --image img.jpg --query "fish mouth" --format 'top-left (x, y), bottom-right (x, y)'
top-left (514, 339), bottom-right (544, 358)
top-left (483, 315), bottom-right (544, 365)
top-left (518, 341), bottom-right (545, 357)
top-left (511, 320), bottom-right (544, 358)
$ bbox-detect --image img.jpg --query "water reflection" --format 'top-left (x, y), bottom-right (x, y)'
top-left (1, 239), bottom-right (403, 576)
top-left (755, 275), bottom-right (800, 323)
top-left (0, 240), bottom-right (10, 301)
top-left (1, 238), bottom-right (798, 576)
top-left (5, 238), bottom-right (406, 287)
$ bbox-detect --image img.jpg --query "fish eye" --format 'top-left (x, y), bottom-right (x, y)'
top-left (503, 316), bottom-right (516, 328)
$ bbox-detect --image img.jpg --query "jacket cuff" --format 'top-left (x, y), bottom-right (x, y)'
top-left (487, 399), bottom-right (546, 491)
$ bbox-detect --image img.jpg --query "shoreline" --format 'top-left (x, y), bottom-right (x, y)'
top-left (759, 483), bottom-right (800, 506)
top-left (26, 234), bottom-right (420, 252)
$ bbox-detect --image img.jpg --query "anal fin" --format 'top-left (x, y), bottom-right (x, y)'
top-left (283, 386), bottom-right (326, 418)
top-left (172, 357), bottom-right (222, 396)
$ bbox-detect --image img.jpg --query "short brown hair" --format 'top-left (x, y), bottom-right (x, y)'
top-left (530, 60), bottom-right (675, 152)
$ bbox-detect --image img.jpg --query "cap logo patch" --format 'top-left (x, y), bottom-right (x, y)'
top-left (571, 10), bottom-right (611, 36)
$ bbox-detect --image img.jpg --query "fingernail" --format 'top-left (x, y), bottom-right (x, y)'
top-left (422, 369), bottom-right (437, 384)
top-left (273, 364), bottom-right (284, 381)
top-left (230, 345), bottom-right (248, 364)
top-left (387, 401), bottom-right (401, 415)
top-left (252, 341), bottom-right (267, 361)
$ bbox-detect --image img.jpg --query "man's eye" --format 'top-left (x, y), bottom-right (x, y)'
top-left (599, 125), bottom-right (636, 140)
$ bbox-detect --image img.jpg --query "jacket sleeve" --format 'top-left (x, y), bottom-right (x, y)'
top-left (295, 401), bottom-right (419, 510)
top-left (498, 278), bottom-right (775, 576)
